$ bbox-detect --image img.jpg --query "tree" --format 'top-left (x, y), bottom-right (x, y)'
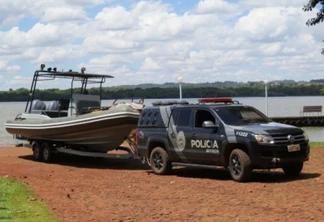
top-left (303, 0), bottom-right (324, 54)
top-left (303, 0), bottom-right (324, 25)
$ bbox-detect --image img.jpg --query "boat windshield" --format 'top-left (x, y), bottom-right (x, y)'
top-left (214, 106), bottom-right (271, 126)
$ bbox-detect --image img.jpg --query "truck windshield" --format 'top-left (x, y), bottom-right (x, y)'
top-left (214, 106), bottom-right (271, 126)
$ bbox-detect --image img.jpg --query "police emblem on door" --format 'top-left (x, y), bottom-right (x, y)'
top-left (177, 131), bottom-right (186, 151)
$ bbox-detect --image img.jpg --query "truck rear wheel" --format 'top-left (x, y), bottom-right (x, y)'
top-left (229, 149), bottom-right (252, 182)
top-left (282, 162), bottom-right (303, 176)
top-left (32, 141), bottom-right (42, 161)
top-left (150, 147), bottom-right (171, 175)
top-left (41, 142), bottom-right (53, 163)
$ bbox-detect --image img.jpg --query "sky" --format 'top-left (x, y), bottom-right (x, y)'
top-left (0, 0), bottom-right (323, 90)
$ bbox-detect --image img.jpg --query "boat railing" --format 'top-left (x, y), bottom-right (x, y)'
top-left (113, 98), bottom-right (145, 104)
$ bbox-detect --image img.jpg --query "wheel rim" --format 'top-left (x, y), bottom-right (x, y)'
top-left (43, 148), bottom-right (49, 159)
top-left (34, 148), bottom-right (40, 157)
top-left (41, 143), bottom-right (50, 160)
top-left (152, 152), bottom-right (163, 170)
top-left (231, 154), bottom-right (242, 176)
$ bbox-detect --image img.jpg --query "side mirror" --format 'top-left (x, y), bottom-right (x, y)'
top-left (202, 120), bottom-right (219, 129)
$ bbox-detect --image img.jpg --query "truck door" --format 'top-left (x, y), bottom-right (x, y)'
top-left (168, 107), bottom-right (193, 163)
top-left (189, 108), bottom-right (223, 164)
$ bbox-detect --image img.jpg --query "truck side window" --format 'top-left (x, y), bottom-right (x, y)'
top-left (195, 110), bottom-right (215, 128)
top-left (174, 108), bottom-right (191, 127)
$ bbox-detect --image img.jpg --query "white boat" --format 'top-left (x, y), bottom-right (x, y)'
top-left (5, 65), bottom-right (143, 154)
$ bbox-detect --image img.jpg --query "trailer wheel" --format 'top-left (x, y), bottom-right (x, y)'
top-left (41, 142), bottom-right (53, 163)
top-left (32, 141), bottom-right (42, 161)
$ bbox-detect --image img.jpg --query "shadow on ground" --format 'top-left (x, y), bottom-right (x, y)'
top-left (19, 153), bottom-right (149, 171)
top-left (169, 167), bottom-right (321, 183)
top-left (18, 154), bottom-right (321, 183)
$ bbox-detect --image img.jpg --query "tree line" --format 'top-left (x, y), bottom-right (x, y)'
top-left (2, 81), bottom-right (324, 102)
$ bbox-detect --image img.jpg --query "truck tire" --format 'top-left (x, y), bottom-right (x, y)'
top-left (41, 142), bottom-right (53, 163)
top-left (150, 147), bottom-right (171, 175)
top-left (229, 149), bottom-right (252, 182)
top-left (32, 141), bottom-right (42, 161)
top-left (282, 162), bottom-right (303, 176)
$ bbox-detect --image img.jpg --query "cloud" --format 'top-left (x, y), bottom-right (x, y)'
top-left (42, 7), bottom-right (87, 23)
top-left (239, 0), bottom-right (307, 8)
top-left (93, 6), bottom-right (133, 30)
top-left (0, 0), bottom-right (323, 90)
top-left (139, 57), bottom-right (161, 71)
top-left (194, 0), bottom-right (239, 15)
top-left (234, 7), bottom-right (301, 42)
top-left (63, 0), bottom-right (113, 7)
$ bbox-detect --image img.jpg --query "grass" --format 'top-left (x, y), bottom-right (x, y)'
top-left (310, 142), bottom-right (324, 148)
top-left (0, 177), bottom-right (59, 222)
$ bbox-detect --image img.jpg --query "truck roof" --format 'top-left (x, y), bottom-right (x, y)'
top-left (151, 97), bottom-right (241, 107)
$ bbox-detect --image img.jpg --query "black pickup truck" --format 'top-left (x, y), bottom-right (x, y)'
top-left (136, 98), bottom-right (310, 182)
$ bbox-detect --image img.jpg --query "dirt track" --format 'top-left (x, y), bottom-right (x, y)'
top-left (0, 146), bottom-right (323, 222)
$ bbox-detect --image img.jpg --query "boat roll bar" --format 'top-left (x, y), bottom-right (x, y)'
top-left (25, 64), bottom-right (114, 113)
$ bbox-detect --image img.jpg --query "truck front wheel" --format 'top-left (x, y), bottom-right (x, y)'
top-left (282, 163), bottom-right (303, 176)
top-left (150, 147), bottom-right (171, 175)
top-left (229, 149), bottom-right (252, 182)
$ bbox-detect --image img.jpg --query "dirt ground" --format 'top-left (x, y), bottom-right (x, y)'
top-left (0, 146), bottom-right (324, 222)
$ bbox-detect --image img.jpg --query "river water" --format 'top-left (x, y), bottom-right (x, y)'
top-left (1, 96), bottom-right (324, 144)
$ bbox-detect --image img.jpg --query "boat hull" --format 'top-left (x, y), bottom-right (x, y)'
top-left (5, 110), bottom-right (140, 153)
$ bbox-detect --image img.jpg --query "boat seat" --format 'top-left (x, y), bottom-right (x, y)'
top-left (43, 99), bottom-right (70, 118)
top-left (31, 99), bottom-right (46, 110)
top-left (47, 101), bottom-right (60, 111)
